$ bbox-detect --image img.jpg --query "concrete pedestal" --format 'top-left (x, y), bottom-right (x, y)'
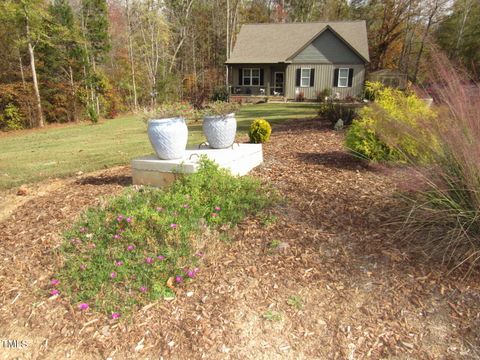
top-left (131, 144), bottom-right (263, 188)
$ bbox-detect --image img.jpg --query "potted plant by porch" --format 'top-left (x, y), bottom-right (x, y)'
top-left (202, 101), bottom-right (240, 149)
top-left (145, 103), bottom-right (193, 160)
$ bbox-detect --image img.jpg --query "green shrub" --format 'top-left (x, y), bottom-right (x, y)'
top-left (318, 102), bottom-right (358, 127)
top-left (211, 86), bottom-right (229, 102)
top-left (316, 88), bottom-right (332, 102)
top-left (345, 84), bottom-right (436, 162)
top-left (248, 118), bottom-right (272, 143)
top-left (86, 105), bottom-right (99, 124)
top-left (0, 103), bottom-right (24, 131)
top-left (55, 160), bottom-right (276, 315)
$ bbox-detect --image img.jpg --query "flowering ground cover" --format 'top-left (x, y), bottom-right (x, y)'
top-left (55, 160), bottom-right (275, 317)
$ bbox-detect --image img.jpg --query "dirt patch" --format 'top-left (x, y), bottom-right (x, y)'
top-left (1, 118), bottom-right (480, 359)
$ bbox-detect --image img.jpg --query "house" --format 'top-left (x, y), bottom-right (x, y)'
top-left (226, 21), bottom-right (370, 101)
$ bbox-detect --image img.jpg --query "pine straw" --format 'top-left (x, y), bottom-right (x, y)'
top-left (1, 119), bottom-right (480, 359)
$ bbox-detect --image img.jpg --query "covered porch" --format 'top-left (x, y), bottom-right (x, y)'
top-left (228, 64), bottom-right (287, 97)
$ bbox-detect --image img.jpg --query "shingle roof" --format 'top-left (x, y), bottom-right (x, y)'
top-left (226, 21), bottom-right (369, 64)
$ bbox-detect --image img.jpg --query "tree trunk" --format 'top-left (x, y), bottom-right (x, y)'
top-left (23, 5), bottom-right (44, 128)
top-left (69, 65), bottom-right (78, 122)
top-left (125, 0), bottom-right (138, 111)
top-left (18, 53), bottom-right (34, 128)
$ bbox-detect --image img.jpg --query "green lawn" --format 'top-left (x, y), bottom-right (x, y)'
top-left (0, 103), bottom-right (318, 190)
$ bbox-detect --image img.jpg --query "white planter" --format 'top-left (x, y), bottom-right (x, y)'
top-left (147, 117), bottom-right (188, 160)
top-left (202, 113), bottom-right (237, 149)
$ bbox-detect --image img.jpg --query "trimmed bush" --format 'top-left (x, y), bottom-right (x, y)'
top-left (211, 86), bottom-right (229, 102)
top-left (248, 118), bottom-right (272, 143)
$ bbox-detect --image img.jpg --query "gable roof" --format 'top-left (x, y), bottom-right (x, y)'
top-left (226, 21), bottom-right (369, 64)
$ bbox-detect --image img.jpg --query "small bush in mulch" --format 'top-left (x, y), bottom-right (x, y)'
top-left (318, 101), bottom-right (358, 128)
top-left (248, 118), bottom-right (272, 143)
top-left (53, 160), bottom-right (276, 317)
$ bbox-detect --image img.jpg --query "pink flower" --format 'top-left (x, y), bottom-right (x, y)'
top-left (139, 286), bottom-right (148, 293)
top-left (194, 268), bottom-right (200, 274)
top-left (170, 223), bottom-right (177, 229)
top-left (79, 227), bottom-right (86, 233)
top-left (111, 312), bottom-right (121, 319)
top-left (182, 204), bottom-right (189, 208)
top-left (126, 217), bottom-right (132, 223)
top-left (157, 255), bottom-right (165, 260)
top-left (145, 257), bottom-right (154, 264)
top-left (50, 289), bottom-right (59, 296)
top-left (110, 272), bottom-right (117, 278)
top-left (211, 213), bottom-right (218, 217)
top-left (127, 245), bottom-right (135, 251)
top-left (114, 234), bottom-right (122, 239)
top-left (175, 276), bottom-right (183, 283)
top-left (80, 264), bottom-right (87, 270)
top-left (194, 252), bottom-right (204, 257)
top-left (117, 215), bottom-right (124, 222)
top-left (215, 206), bottom-right (221, 211)
top-left (88, 243), bottom-right (96, 248)
top-left (115, 261), bottom-right (123, 266)
top-left (50, 279), bottom-right (60, 286)
top-left (156, 207), bottom-right (164, 212)
top-left (78, 303), bottom-right (89, 310)
top-left (186, 270), bottom-right (195, 278)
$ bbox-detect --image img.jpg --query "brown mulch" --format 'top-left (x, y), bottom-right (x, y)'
top-left (1, 118), bottom-right (480, 359)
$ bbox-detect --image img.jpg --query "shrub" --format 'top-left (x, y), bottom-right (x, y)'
top-left (318, 102), bottom-right (358, 127)
top-left (211, 86), bottom-right (229, 102)
top-left (296, 91), bottom-right (305, 102)
top-left (55, 159), bottom-right (276, 315)
top-left (248, 119), bottom-right (272, 143)
top-left (0, 103), bottom-right (24, 131)
top-left (86, 105), bottom-right (99, 124)
top-left (316, 88), bottom-right (331, 102)
top-left (345, 84), bottom-right (436, 162)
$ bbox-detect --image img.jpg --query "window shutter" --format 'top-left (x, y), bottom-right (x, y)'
top-left (296, 69), bottom-right (301, 87)
top-left (239, 68), bottom-right (243, 85)
top-left (260, 68), bottom-right (264, 86)
top-left (310, 68), bottom-right (315, 86)
top-left (333, 69), bottom-right (339, 87)
top-left (348, 68), bottom-right (354, 87)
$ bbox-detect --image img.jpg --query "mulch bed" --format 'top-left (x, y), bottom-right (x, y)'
top-left (1, 118), bottom-right (480, 359)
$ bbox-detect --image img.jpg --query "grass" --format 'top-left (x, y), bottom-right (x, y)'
top-left (55, 160), bottom-right (276, 316)
top-left (0, 103), bottom-right (318, 190)
top-left (262, 310), bottom-right (283, 321)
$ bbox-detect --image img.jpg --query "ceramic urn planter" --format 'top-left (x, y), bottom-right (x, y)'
top-left (202, 113), bottom-right (237, 149)
top-left (147, 117), bottom-right (188, 160)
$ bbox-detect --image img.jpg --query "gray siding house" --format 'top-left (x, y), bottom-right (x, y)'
top-left (226, 21), bottom-right (370, 101)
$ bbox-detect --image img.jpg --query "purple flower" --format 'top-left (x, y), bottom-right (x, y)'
top-left (50, 279), bottom-right (60, 286)
top-left (117, 215), bottom-right (124, 222)
top-left (50, 289), bottom-right (60, 296)
top-left (111, 312), bottom-right (121, 319)
top-left (214, 206), bottom-right (221, 211)
top-left (110, 272), bottom-right (117, 278)
top-left (186, 270), bottom-right (195, 278)
top-left (126, 217), bottom-right (132, 223)
top-left (127, 245), bottom-right (135, 251)
top-left (175, 276), bottom-right (183, 283)
top-left (79, 227), bottom-right (86, 233)
top-left (114, 234), bottom-right (122, 239)
top-left (157, 255), bottom-right (165, 261)
top-left (170, 223), bottom-right (177, 229)
top-left (139, 286), bottom-right (148, 293)
top-left (78, 303), bottom-right (89, 310)
top-left (115, 261), bottom-right (123, 266)
top-left (145, 257), bottom-right (154, 264)
top-left (80, 264), bottom-right (87, 270)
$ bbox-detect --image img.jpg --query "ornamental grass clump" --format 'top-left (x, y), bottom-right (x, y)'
top-left (248, 119), bottom-right (272, 143)
top-left (392, 53), bottom-right (480, 271)
top-left (55, 159), bottom-right (275, 315)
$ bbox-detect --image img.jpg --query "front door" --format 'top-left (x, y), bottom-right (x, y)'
top-left (274, 72), bottom-right (284, 95)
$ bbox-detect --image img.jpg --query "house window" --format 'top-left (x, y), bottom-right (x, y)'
top-left (242, 68), bottom-right (260, 86)
top-left (338, 68), bottom-right (349, 87)
top-left (300, 68), bottom-right (311, 87)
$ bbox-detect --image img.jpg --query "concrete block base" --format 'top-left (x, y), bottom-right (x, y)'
top-left (131, 144), bottom-right (263, 188)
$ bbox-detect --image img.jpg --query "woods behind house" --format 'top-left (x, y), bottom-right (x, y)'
top-left (0, 0), bottom-right (478, 130)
